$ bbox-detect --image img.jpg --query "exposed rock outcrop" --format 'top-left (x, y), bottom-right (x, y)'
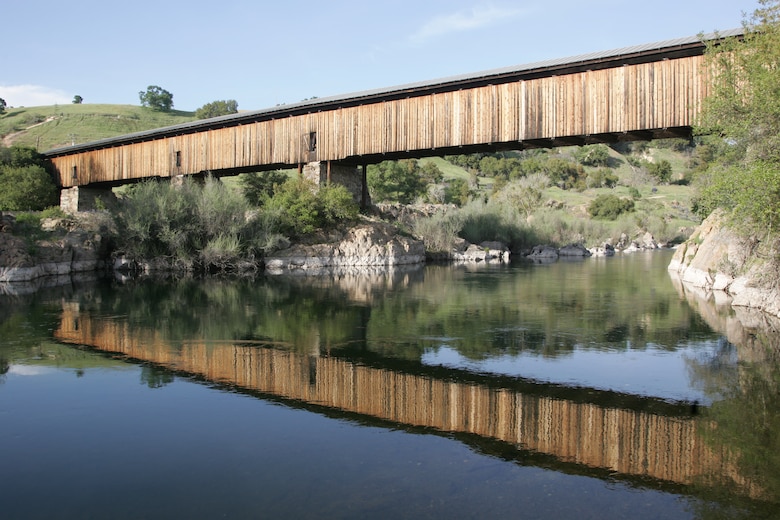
top-left (668, 211), bottom-right (780, 318)
top-left (527, 244), bottom-right (591, 261)
top-left (0, 213), bottom-right (112, 283)
top-left (265, 222), bottom-right (425, 272)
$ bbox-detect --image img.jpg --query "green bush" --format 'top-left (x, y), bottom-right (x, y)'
top-left (113, 176), bottom-right (280, 269)
top-left (588, 194), bottom-right (635, 220)
top-left (264, 178), bottom-right (359, 237)
top-left (411, 210), bottom-right (464, 253)
top-left (458, 199), bottom-right (535, 250)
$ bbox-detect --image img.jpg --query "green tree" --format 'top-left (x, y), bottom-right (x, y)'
top-left (493, 173), bottom-right (550, 217)
top-left (72, 95), bottom-right (83, 104)
top-left (240, 170), bottom-right (290, 206)
top-left (695, 0), bottom-right (780, 238)
top-left (0, 145), bottom-right (57, 210)
top-left (574, 144), bottom-right (611, 167)
top-left (138, 85), bottom-right (174, 111)
top-left (0, 98), bottom-right (6, 114)
top-left (367, 159), bottom-right (429, 203)
top-left (647, 159), bottom-right (672, 183)
top-left (444, 178), bottom-right (471, 206)
top-left (0, 166), bottom-right (58, 210)
top-left (195, 99), bottom-right (238, 119)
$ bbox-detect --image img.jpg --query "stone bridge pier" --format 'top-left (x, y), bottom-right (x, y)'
top-left (302, 161), bottom-right (370, 209)
top-left (60, 186), bottom-right (117, 214)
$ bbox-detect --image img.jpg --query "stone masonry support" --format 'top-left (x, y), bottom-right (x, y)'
top-left (302, 161), bottom-right (371, 209)
top-left (60, 186), bottom-right (117, 214)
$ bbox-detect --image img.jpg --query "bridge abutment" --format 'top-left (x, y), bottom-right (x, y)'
top-left (302, 161), bottom-right (370, 209)
top-left (60, 186), bottom-right (117, 214)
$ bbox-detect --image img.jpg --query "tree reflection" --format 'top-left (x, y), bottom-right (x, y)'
top-left (688, 330), bottom-right (780, 515)
top-left (140, 365), bottom-right (174, 389)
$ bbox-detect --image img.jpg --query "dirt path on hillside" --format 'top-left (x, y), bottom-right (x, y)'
top-left (2, 116), bottom-right (58, 147)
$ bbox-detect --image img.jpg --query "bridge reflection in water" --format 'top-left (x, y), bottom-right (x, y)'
top-left (54, 303), bottom-right (758, 499)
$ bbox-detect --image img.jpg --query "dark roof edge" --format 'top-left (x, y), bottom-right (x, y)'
top-left (44, 28), bottom-right (743, 156)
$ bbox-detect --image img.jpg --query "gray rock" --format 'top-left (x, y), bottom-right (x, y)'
top-left (559, 244), bottom-right (591, 257)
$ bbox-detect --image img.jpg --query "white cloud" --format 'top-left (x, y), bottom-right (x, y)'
top-left (410, 4), bottom-right (528, 44)
top-left (8, 365), bottom-right (55, 376)
top-left (0, 84), bottom-right (72, 107)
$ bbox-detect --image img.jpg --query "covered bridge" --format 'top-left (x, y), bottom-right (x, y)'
top-left (43, 29), bottom-right (742, 212)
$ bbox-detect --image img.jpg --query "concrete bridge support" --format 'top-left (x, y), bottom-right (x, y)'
top-left (302, 161), bottom-right (370, 209)
top-left (60, 186), bottom-right (117, 214)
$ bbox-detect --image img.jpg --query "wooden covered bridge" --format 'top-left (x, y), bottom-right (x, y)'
top-left (44, 29), bottom-right (741, 212)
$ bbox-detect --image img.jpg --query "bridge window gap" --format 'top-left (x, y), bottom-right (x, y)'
top-left (175, 150), bottom-right (182, 167)
top-left (307, 131), bottom-right (317, 152)
top-left (71, 166), bottom-right (78, 183)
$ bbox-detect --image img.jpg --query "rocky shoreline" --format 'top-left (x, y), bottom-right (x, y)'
top-left (668, 211), bottom-right (780, 320)
top-left (3, 209), bottom-right (777, 321)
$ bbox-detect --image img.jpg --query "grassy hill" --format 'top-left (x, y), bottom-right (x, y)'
top-left (0, 103), bottom-right (197, 152)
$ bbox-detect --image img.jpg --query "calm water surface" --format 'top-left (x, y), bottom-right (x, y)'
top-left (2, 251), bottom-right (779, 519)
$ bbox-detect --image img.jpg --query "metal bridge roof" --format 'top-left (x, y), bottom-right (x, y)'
top-left (45, 27), bottom-right (744, 156)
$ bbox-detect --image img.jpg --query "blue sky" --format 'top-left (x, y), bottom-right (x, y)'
top-left (2, 1), bottom-right (753, 111)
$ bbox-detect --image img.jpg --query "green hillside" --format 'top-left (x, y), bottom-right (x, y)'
top-left (0, 104), bottom-right (197, 152)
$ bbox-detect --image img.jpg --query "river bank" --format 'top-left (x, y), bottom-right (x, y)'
top-left (2, 208), bottom-right (777, 322)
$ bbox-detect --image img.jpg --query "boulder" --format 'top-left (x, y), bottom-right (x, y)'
top-left (668, 210), bottom-right (780, 318)
top-left (265, 222), bottom-right (425, 272)
top-left (589, 243), bottom-right (615, 257)
top-left (527, 245), bottom-right (559, 260)
top-left (450, 241), bottom-right (510, 263)
top-left (559, 243), bottom-right (591, 257)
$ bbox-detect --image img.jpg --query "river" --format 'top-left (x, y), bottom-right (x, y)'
top-left (2, 251), bottom-right (779, 519)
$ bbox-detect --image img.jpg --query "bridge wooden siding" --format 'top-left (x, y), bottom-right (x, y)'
top-left (43, 31), bottom-right (735, 189)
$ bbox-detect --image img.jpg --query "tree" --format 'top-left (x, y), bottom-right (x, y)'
top-left (695, 0), bottom-right (780, 238)
top-left (0, 98), bottom-right (6, 115)
top-left (239, 170), bottom-right (289, 206)
top-left (195, 99), bottom-right (238, 119)
top-left (0, 166), bottom-right (58, 210)
top-left (367, 159), bottom-right (430, 203)
top-left (139, 85), bottom-right (174, 111)
top-left (494, 173), bottom-right (550, 217)
top-left (72, 95), bottom-right (83, 104)
top-left (574, 144), bottom-right (611, 167)
top-left (647, 159), bottom-right (672, 183)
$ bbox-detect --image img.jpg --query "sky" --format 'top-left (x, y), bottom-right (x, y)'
top-left (1, 0), bottom-right (756, 112)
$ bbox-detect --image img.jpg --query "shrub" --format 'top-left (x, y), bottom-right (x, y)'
top-left (411, 210), bottom-right (464, 253)
top-left (588, 194), bottom-right (635, 220)
top-left (458, 199), bottom-right (534, 250)
top-left (113, 175), bottom-right (276, 269)
top-left (318, 182), bottom-right (360, 223)
top-left (264, 178), bottom-right (359, 237)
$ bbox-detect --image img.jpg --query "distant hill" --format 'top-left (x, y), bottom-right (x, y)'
top-left (0, 104), bottom-right (197, 152)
